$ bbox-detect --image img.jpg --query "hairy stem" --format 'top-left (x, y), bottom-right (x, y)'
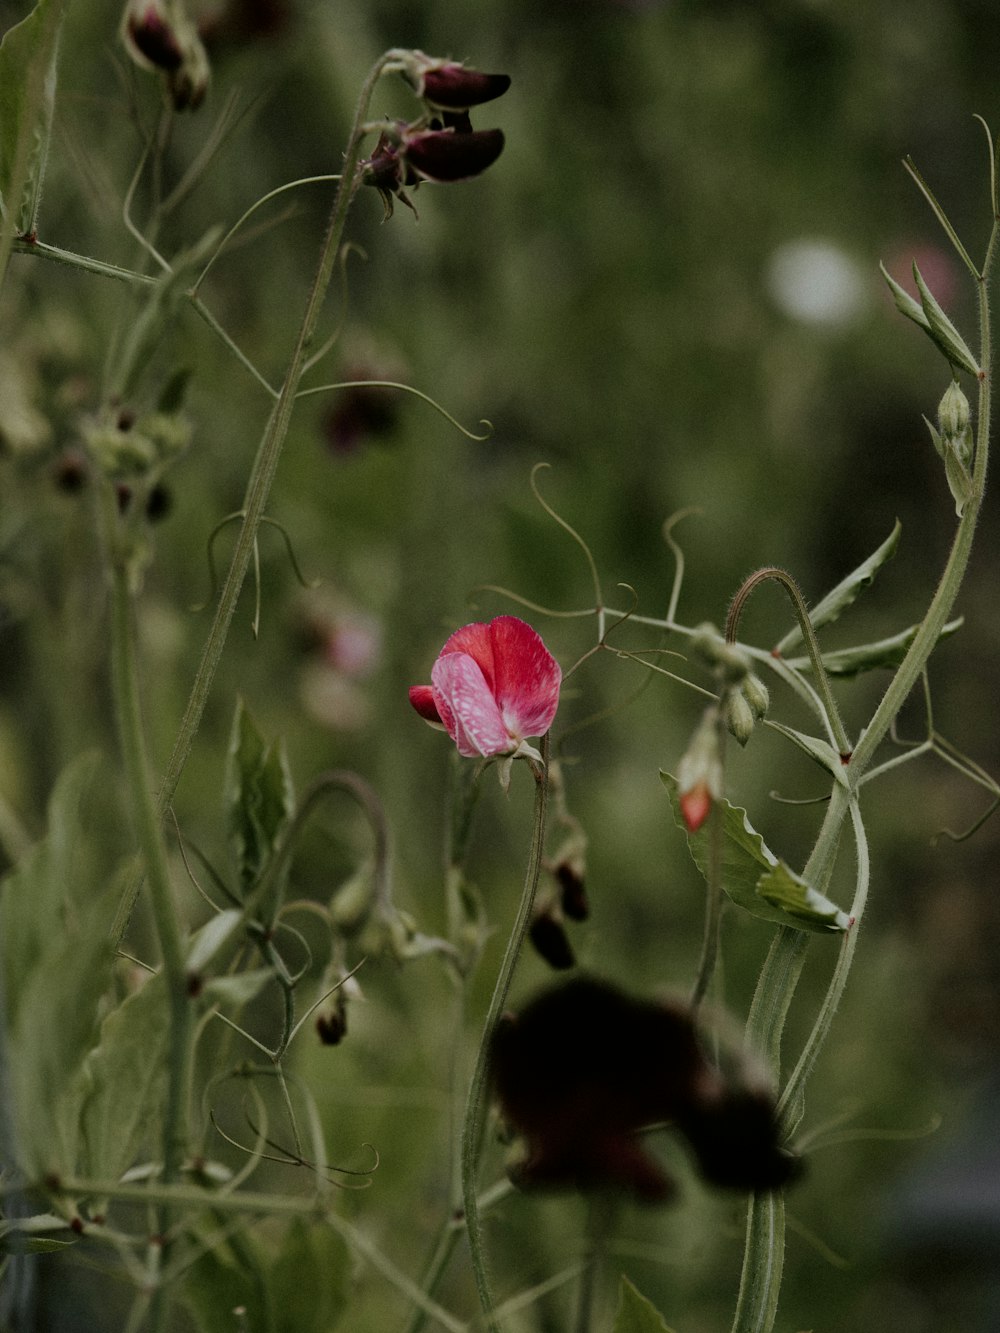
top-left (462, 738), bottom-right (551, 1333)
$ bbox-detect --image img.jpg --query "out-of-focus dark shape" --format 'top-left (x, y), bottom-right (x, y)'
top-left (490, 975), bottom-right (800, 1202)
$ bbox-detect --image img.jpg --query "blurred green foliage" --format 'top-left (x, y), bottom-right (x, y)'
top-left (3, 0), bottom-right (1000, 1329)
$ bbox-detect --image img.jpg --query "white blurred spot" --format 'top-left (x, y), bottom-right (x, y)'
top-left (767, 238), bottom-right (868, 327)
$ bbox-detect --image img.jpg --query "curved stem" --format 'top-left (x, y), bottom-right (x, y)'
top-left (726, 567), bottom-right (851, 758)
top-left (461, 736), bottom-right (551, 1333)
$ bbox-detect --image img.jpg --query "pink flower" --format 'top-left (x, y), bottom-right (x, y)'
top-left (409, 616), bottom-right (561, 760)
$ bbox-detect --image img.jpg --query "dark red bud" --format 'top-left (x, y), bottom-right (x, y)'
top-left (128, 10), bottom-right (184, 70)
top-left (53, 450), bottom-right (89, 494)
top-left (420, 65), bottom-right (511, 111)
top-left (555, 863), bottom-right (589, 922)
top-left (361, 133), bottom-right (404, 194)
top-left (145, 483), bottom-right (172, 522)
top-left (316, 1011), bottom-right (347, 1045)
top-left (404, 128), bottom-right (504, 183)
top-left (528, 912), bottom-right (575, 971)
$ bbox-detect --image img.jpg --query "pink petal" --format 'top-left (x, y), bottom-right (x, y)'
top-left (408, 685), bottom-right (442, 724)
top-left (489, 616), bottom-right (561, 741)
top-left (432, 652), bottom-right (512, 757)
top-left (437, 621), bottom-right (496, 691)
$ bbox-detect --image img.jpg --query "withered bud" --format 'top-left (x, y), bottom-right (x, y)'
top-left (316, 1010), bottom-right (347, 1046)
top-left (555, 861), bottom-right (589, 922)
top-left (529, 911), bottom-right (576, 971)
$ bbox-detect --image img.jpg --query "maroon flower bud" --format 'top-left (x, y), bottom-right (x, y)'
top-left (53, 449), bottom-right (89, 494)
top-left (127, 5), bottom-right (183, 70)
top-left (529, 911), bottom-right (575, 970)
top-left (316, 1010), bottom-right (347, 1046)
top-left (418, 64), bottom-right (511, 112)
top-left (403, 128), bottom-right (504, 183)
top-left (555, 861), bottom-right (589, 922)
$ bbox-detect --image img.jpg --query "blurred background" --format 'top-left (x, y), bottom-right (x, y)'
top-left (3, 0), bottom-right (1000, 1328)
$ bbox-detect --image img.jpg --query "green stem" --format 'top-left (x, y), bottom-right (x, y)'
top-left (100, 485), bottom-right (191, 1330)
top-left (726, 567), bottom-right (851, 758)
top-left (461, 737), bottom-right (551, 1333)
top-left (109, 51), bottom-right (397, 946)
top-left (732, 203), bottom-right (998, 1333)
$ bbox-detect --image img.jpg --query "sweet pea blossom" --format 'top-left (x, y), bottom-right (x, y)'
top-left (409, 616), bottom-right (560, 762)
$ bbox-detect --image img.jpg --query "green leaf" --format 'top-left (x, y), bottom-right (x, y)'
top-left (78, 973), bottom-right (169, 1189)
top-left (880, 262), bottom-right (930, 331)
top-left (757, 861), bottom-right (851, 931)
top-left (0, 1213), bottom-right (77, 1255)
top-left (186, 908), bottom-right (244, 975)
top-left (201, 968), bottom-right (275, 1006)
top-left (785, 618), bottom-right (963, 677)
top-left (774, 521), bottom-right (901, 655)
top-left (943, 445), bottom-right (974, 516)
top-left (0, 754), bottom-right (121, 1176)
top-left (271, 1218), bottom-right (351, 1333)
top-left (612, 1277), bottom-right (677, 1333)
top-left (765, 723), bottom-right (849, 784)
top-left (662, 773), bottom-right (846, 934)
top-left (0, 0), bottom-right (66, 235)
top-left (881, 261), bottom-right (980, 377)
top-left (912, 262), bottom-right (980, 377)
top-left (225, 699), bottom-right (294, 896)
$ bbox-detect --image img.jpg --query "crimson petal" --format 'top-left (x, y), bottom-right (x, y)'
top-left (489, 616), bottom-right (561, 741)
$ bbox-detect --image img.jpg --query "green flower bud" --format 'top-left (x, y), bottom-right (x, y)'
top-left (723, 690), bottom-right (755, 747)
top-left (742, 672), bottom-right (770, 720)
top-left (690, 623), bottom-right (750, 683)
top-left (937, 380), bottom-right (971, 439)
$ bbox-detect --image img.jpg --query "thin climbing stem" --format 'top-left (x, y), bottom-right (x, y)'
top-left (110, 50), bottom-right (401, 946)
top-left (461, 736), bottom-right (551, 1333)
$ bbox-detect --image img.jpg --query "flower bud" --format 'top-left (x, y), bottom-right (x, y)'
top-left (403, 128), bottom-right (505, 183)
top-left (555, 860), bottom-right (589, 922)
top-left (937, 380), bottom-right (971, 440)
top-left (933, 378), bottom-right (974, 474)
top-left (121, 0), bottom-right (210, 110)
top-left (676, 708), bottom-right (724, 833)
top-left (723, 690), bottom-right (755, 747)
top-left (529, 911), bottom-right (575, 971)
top-left (690, 622), bottom-right (750, 684)
top-left (401, 51), bottom-right (511, 111)
top-left (741, 672), bottom-right (770, 720)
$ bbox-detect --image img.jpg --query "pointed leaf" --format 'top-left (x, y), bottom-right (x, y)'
top-left (944, 446), bottom-right (974, 516)
top-left (774, 522), bottom-right (901, 655)
top-left (880, 261), bottom-right (930, 329)
top-left (757, 861), bottom-right (850, 931)
top-left (612, 1277), bottom-right (677, 1333)
top-left (78, 973), bottom-right (168, 1188)
top-left (225, 699), bottom-right (294, 893)
top-left (765, 723), bottom-right (849, 784)
top-left (186, 908), bottom-right (244, 975)
top-left (0, 754), bottom-right (120, 1176)
top-left (785, 618), bottom-right (963, 677)
top-left (201, 968), bottom-right (276, 1006)
top-left (0, 0), bottom-right (66, 234)
top-left (912, 262), bottom-right (980, 377)
top-left (661, 774), bottom-right (845, 934)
